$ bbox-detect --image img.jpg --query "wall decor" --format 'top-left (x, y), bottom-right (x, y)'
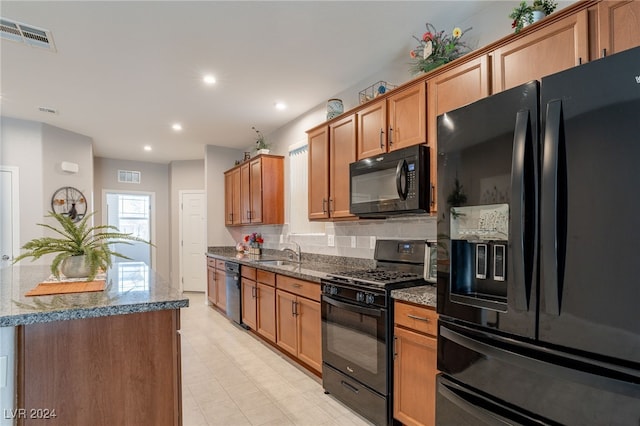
top-left (51, 186), bottom-right (87, 221)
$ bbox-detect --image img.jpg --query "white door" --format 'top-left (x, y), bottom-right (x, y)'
top-left (0, 167), bottom-right (19, 268)
top-left (105, 192), bottom-right (153, 267)
top-left (180, 191), bottom-right (206, 292)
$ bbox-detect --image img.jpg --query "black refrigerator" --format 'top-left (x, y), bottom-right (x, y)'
top-left (436, 46), bottom-right (640, 425)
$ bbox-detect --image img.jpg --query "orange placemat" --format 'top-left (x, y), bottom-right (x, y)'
top-left (25, 280), bottom-right (106, 297)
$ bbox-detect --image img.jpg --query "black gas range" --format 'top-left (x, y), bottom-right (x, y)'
top-left (320, 239), bottom-right (431, 426)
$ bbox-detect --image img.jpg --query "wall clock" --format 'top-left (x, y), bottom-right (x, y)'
top-left (51, 186), bottom-right (87, 221)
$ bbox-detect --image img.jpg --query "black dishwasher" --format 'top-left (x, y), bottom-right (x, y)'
top-left (224, 262), bottom-right (244, 327)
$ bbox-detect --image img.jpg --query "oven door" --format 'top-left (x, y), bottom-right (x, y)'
top-left (321, 294), bottom-right (387, 395)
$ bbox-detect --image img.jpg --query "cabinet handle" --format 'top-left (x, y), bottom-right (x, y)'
top-left (407, 314), bottom-right (430, 322)
top-left (602, 48), bottom-right (607, 58)
top-left (252, 286), bottom-right (257, 298)
top-left (389, 127), bottom-right (393, 146)
top-left (393, 336), bottom-right (398, 359)
top-left (379, 128), bottom-right (384, 149)
top-left (292, 283), bottom-right (302, 288)
top-left (322, 198), bottom-right (327, 214)
top-left (329, 198), bottom-right (334, 214)
top-left (430, 183), bottom-right (435, 207)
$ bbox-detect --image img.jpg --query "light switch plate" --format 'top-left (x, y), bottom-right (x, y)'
top-left (351, 236), bottom-right (357, 248)
top-left (279, 235), bottom-right (284, 244)
top-left (328, 235), bottom-right (335, 247)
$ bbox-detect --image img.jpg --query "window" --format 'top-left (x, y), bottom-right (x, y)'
top-left (289, 142), bottom-right (325, 235)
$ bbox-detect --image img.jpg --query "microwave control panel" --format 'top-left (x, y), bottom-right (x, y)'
top-left (407, 162), bottom-right (416, 199)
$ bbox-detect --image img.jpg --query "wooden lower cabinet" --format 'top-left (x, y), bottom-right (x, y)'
top-left (17, 309), bottom-right (182, 426)
top-left (207, 259), bottom-right (227, 312)
top-left (241, 277), bottom-right (257, 330)
top-left (393, 301), bottom-right (438, 426)
top-left (275, 278), bottom-right (322, 373)
top-left (242, 268), bottom-right (277, 345)
top-left (257, 282), bottom-right (277, 343)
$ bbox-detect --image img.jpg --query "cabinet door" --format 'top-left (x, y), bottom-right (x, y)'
top-left (393, 326), bottom-right (437, 426)
top-left (257, 282), bottom-right (277, 343)
top-left (329, 114), bottom-right (357, 219)
top-left (224, 172), bottom-right (234, 226)
top-left (249, 158), bottom-right (263, 223)
top-left (427, 55), bottom-right (490, 214)
top-left (308, 126), bottom-right (330, 220)
top-left (207, 266), bottom-right (216, 304)
top-left (387, 82), bottom-right (427, 152)
top-left (492, 10), bottom-right (588, 93)
top-left (215, 268), bottom-right (227, 312)
top-left (240, 162), bottom-right (251, 224)
top-left (596, 0), bottom-right (640, 58)
top-left (296, 297), bottom-right (322, 373)
top-left (241, 278), bottom-right (257, 330)
top-left (276, 290), bottom-right (298, 357)
top-left (357, 99), bottom-right (387, 159)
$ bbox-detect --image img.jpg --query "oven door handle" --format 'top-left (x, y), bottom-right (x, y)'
top-left (323, 295), bottom-right (383, 317)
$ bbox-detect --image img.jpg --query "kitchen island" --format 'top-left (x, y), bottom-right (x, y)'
top-left (0, 263), bottom-right (188, 426)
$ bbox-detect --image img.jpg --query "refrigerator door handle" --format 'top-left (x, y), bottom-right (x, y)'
top-left (541, 100), bottom-right (566, 316)
top-left (511, 109), bottom-right (532, 311)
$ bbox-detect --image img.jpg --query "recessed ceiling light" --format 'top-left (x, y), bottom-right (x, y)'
top-left (203, 74), bottom-right (216, 85)
top-left (274, 102), bottom-right (287, 110)
top-left (144, 145), bottom-right (152, 151)
top-left (172, 123), bottom-right (182, 131)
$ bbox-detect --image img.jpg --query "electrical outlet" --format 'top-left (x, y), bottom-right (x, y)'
top-left (370, 236), bottom-right (376, 249)
top-left (279, 234), bottom-right (284, 244)
top-left (351, 236), bottom-right (357, 248)
top-left (328, 235), bottom-right (335, 247)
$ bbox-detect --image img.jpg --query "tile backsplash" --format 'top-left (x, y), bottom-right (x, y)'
top-left (227, 215), bottom-right (437, 259)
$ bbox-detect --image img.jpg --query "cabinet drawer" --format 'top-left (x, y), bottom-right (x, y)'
top-left (242, 266), bottom-right (256, 280)
top-left (276, 275), bottom-right (320, 301)
top-left (215, 259), bottom-right (226, 270)
top-left (394, 300), bottom-right (438, 336)
top-left (257, 269), bottom-right (276, 287)
top-left (207, 257), bottom-right (216, 268)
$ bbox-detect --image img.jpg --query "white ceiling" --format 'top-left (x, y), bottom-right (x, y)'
top-left (1, 1), bottom-right (560, 164)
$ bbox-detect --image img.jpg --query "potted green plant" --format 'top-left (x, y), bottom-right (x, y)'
top-left (252, 126), bottom-right (270, 154)
top-left (509, 0), bottom-right (557, 33)
top-left (13, 211), bottom-right (152, 281)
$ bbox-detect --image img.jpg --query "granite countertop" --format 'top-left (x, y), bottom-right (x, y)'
top-left (0, 263), bottom-right (189, 327)
top-left (207, 247), bottom-right (374, 283)
top-left (391, 285), bottom-right (437, 308)
top-left (207, 247), bottom-right (438, 309)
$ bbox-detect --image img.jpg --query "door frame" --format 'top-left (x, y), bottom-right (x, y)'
top-left (0, 166), bottom-right (20, 263)
top-left (102, 189), bottom-right (156, 269)
top-left (178, 189), bottom-right (206, 294)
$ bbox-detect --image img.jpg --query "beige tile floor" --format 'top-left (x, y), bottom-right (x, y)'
top-left (180, 292), bottom-right (374, 426)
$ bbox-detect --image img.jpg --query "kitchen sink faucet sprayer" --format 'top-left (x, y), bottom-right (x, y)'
top-left (281, 241), bottom-right (301, 263)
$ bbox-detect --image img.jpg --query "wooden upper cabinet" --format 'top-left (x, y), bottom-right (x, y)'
top-left (308, 126), bottom-right (330, 220)
top-left (224, 168), bottom-right (241, 226)
top-left (249, 159), bottom-right (263, 223)
top-left (357, 100), bottom-right (387, 159)
top-left (387, 82), bottom-right (427, 152)
top-left (492, 10), bottom-right (589, 93)
top-left (427, 55), bottom-right (490, 213)
top-left (329, 114), bottom-right (357, 219)
top-left (357, 83), bottom-right (426, 159)
top-left (223, 154), bottom-right (283, 226)
top-left (594, 0), bottom-right (640, 58)
top-left (240, 162), bottom-right (251, 224)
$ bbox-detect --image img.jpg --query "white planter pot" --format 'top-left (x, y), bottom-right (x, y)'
top-left (256, 149), bottom-right (270, 155)
top-left (523, 10), bottom-right (547, 28)
top-left (60, 255), bottom-right (91, 278)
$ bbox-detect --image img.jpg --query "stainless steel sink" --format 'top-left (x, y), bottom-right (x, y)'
top-left (254, 259), bottom-right (299, 267)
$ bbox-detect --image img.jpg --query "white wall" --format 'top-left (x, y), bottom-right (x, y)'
top-left (0, 117), bottom-right (93, 264)
top-left (169, 159), bottom-right (205, 285)
top-left (93, 157), bottom-right (171, 281)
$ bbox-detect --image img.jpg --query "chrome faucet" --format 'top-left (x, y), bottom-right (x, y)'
top-left (281, 241), bottom-right (302, 263)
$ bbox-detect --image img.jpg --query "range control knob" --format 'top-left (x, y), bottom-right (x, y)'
top-left (330, 285), bottom-right (339, 296)
top-left (365, 293), bottom-right (375, 305)
top-left (356, 292), bottom-right (365, 303)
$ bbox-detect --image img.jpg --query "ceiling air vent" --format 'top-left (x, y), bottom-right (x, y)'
top-left (0, 17), bottom-right (56, 51)
top-left (118, 170), bottom-right (141, 184)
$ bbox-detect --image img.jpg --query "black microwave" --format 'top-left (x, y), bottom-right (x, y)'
top-left (349, 145), bottom-right (430, 217)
